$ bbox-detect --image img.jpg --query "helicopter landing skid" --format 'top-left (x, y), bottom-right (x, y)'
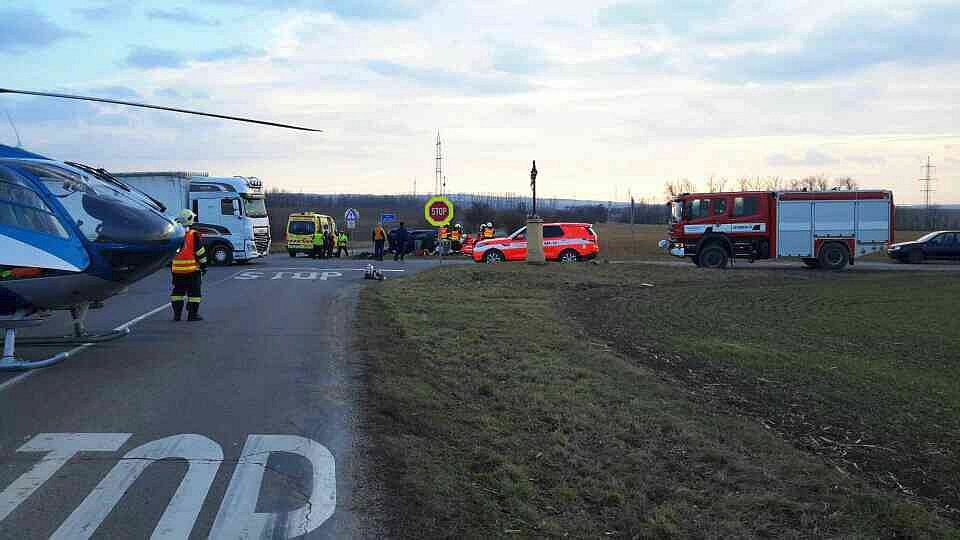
top-left (0, 317), bottom-right (67, 371)
top-left (12, 304), bottom-right (129, 346)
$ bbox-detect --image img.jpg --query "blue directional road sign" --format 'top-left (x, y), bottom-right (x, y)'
top-left (379, 212), bottom-right (397, 223)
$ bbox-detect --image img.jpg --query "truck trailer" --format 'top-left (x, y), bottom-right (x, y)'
top-left (659, 189), bottom-right (894, 270)
top-left (116, 172), bottom-right (271, 265)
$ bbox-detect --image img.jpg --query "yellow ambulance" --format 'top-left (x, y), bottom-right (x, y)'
top-left (286, 213), bottom-right (337, 257)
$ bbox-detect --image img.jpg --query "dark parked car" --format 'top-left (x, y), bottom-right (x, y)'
top-left (388, 228), bottom-right (437, 254)
top-left (888, 231), bottom-right (960, 263)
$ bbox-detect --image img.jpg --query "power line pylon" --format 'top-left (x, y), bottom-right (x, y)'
top-left (919, 155), bottom-right (936, 228)
top-left (435, 132), bottom-right (443, 196)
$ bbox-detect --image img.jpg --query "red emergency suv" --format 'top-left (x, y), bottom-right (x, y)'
top-left (472, 223), bottom-right (599, 263)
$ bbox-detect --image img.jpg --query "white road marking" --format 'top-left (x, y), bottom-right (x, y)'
top-left (234, 266), bottom-right (405, 281)
top-left (52, 434), bottom-right (222, 540)
top-left (1, 433), bottom-right (337, 537)
top-left (209, 435), bottom-right (336, 539)
top-left (0, 433), bottom-right (131, 522)
top-left (0, 268), bottom-right (249, 394)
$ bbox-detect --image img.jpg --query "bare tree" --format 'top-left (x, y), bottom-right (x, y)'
top-left (762, 176), bottom-right (784, 190)
top-left (815, 174), bottom-right (829, 191)
top-left (833, 176), bottom-right (858, 190)
top-left (705, 175), bottom-right (730, 193)
top-left (664, 178), bottom-right (698, 199)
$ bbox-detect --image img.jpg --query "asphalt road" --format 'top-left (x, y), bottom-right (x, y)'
top-left (0, 254), bottom-right (456, 539)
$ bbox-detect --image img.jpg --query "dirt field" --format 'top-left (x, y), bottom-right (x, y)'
top-left (356, 263), bottom-right (959, 538)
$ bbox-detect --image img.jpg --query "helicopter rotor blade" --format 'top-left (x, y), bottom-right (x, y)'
top-left (0, 88), bottom-right (322, 132)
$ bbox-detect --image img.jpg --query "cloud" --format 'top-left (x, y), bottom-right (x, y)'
top-left (366, 60), bottom-right (529, 95)
top-left (126, 47), bottom-right (187, 69)
top-left (125, 46), bottom-right (264, 69)
top-left (73, 3), bottom-right (132, 21)
top-left (598, 0), bottom-right (729, 32)
top-left (200, 0), bottom-right (425, 20)
top-left (492, 44), bottom-right (547, 75)
top-left (0, 8), bottom-right (82, 53)
top-left (146, 7), bottom-right (220, 26)
top-left (195, 46), bottom-right (264, 62)
top-left (767, 150), bottom-right (836, 167)
top-left (156, 88), bottom-right (182, 99)
top-left (88, 86), bottom-right (141, 99)
top-left (714, 5), bottom-right (960, 82)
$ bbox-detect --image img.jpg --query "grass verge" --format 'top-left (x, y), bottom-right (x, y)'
top-left (355, 263), bottom-right (959, 538)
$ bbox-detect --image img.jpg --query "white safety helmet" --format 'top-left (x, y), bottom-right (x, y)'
top-left (176, 209), bottom-right (196, 226)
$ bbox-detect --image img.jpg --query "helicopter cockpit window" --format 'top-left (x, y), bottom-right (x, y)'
top-left (0, 166), bottom-right (69, 239)
top-left (11, 162), bottom-right (176, 244)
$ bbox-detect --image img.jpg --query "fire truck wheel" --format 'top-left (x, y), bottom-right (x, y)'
top-left (559, 249), bottom-right (580, 263)
top-left (818, 242), bottom-right (849, 270)
top-left (699, 245), bottom-right (728, 269)
top-left (483, 250), bottom-right (504, 264)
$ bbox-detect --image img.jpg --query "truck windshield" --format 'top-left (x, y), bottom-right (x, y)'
top-left (243, 196), bottom-right (267, 218)
top-left (670, 202), bottom-right (682, 223)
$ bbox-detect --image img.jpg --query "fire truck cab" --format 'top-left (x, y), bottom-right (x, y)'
top-left (659, 190), bottom-right (894, 270)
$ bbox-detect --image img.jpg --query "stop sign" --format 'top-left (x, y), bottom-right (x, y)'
top-left (423, 196), bottom-right (454, 226)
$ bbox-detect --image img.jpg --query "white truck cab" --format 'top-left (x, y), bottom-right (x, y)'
top-left (189, 176), bottom-right (271, 264)
top-left (115, 172), bottom-right (271, 265)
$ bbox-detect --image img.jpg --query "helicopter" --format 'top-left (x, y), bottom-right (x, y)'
top-left (0, 88), bottom-right (320, 370)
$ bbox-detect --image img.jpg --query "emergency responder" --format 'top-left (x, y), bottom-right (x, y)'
top-left (482, 222), bottom-right (495, 239)
top-left (393, 222), bottom-right (409, 261)
top-left (313, 227), bottom-right (325, 259)
top-left (324, 230), bottom-right (335, 258)
top-left (372, 223), bottom-right (387, 261)
top-left (450, 223), bottom-right (463, 253)
top-left (170, 209), bottom-right (207, 321)
top-left (336, 231), bottom-right (350, 258)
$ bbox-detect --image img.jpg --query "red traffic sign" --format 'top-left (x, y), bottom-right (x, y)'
top-left (424, 196), bottom-right (454, 227)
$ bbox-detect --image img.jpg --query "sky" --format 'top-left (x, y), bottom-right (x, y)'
top-left (1, 0), bottom-right (959, 204)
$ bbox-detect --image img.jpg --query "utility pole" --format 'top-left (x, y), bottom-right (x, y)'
top-left (919, 155), bottom-right (936, 229)
top-left (435, 132), bottom-right (443, 196)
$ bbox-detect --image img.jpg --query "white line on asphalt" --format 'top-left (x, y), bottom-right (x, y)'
top-left (0, 269), bottom-right (249, 394)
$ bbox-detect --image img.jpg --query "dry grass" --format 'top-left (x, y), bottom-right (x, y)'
top-left (594, 223), bottom-right (671, 260)
top-left (355, 264), bottom-right (958, 538)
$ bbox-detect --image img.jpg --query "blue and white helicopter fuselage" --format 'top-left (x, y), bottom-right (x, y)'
top-left (1, 143), bottom-right (183, 324)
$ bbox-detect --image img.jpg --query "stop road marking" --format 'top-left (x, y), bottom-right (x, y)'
top-left (235, 270), bottom-right (342, 280)
top-left (0, 433), bottom-right (336, 539)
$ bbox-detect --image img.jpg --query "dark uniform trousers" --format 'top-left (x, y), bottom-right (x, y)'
top-left (170, 272), bottom-right (203, 318)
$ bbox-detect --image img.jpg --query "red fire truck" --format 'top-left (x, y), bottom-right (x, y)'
top-left (658, 190), bottom-right (894, 270)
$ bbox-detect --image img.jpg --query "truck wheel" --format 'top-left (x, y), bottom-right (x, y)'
top-left (699, 245), bottom-right (728, 269)
top-left (818, 243), bottom-right (849, 270)
top-left (288, 250), bottom-right (296, 258)
top-left (802, 258), bottom-right (820, 269)
top-left (908, 250), bottom-right (924, 264)
top-left (559, 249), bottom-right (580, 263)
top-left (483, 250), bottom-right (504, 264)
top-left (211, 244), bottom-right (233, 266)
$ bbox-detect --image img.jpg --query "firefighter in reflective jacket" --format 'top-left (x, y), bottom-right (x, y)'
top-left (170, 209), bottom-right (208, 321)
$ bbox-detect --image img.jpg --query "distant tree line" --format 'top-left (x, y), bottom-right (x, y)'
top-left (664, 174), bottom-right (859, 198)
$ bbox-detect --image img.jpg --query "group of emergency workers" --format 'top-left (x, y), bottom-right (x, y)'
top-left (168, 212), bottom-right (497, 321)
top-left (311, 230), bottom-right (350, 259)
